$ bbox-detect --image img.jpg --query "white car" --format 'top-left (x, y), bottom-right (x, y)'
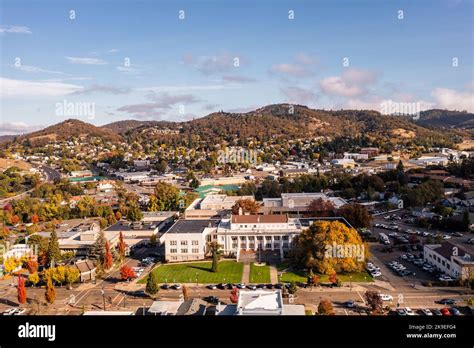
top-left (13, 308), bottom-right (26, 315)
top-left (380, 294), bottom-right (393, 301)
top-left (371, 271), bottom-right (382, 277)
top-left (3, 308), bottom-right (17, 315)
top-left (442, 235), bottom-right (451, 240)
top-left (421, 308), bottom-right (433, 316)
top-left (405, 307), bottom-right (415, 316)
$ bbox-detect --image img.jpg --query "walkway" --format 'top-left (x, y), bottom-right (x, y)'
top-left (269, 265), bottom-right (279, 284)
top-left (242, 263), bottom-right (250, 283)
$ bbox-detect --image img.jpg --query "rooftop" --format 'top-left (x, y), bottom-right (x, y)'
top-left (231, 215), bottom-right (288, 224)
top-left (165, 219), bottom-right (219, 234)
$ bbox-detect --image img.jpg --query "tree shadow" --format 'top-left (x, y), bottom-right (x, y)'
top-left (187, 265), bottom-right (213, 273)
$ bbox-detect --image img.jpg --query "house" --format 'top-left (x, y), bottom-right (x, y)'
top-left (73, 259), bottom-right (97, 282)
top-left (360, 147), bottom-right (379, 158)
top-left (215, 290), bottom-right (305, 315)
top-left (409, 156), bottom-right (449, 167)
top-left (330, 158), bottom-right (356, 169)
top-left (424, 242), bottom-right (474, 280)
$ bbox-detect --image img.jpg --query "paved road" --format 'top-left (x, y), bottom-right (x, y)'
top-left (39, 165), bottom-right (61, 182)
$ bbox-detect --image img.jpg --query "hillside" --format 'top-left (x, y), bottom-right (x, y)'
top-left (123, 104), bottom-right (466, 147)
top-left (416, 109), bottom-right (474, 129)
top-left (15, 119), bottom-right (122, 146)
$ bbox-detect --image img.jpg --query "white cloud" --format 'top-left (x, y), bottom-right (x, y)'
top-left (0, 77), bottom-right (83, 97)
top-left (11, 64), bottom-right (63, 74)
top-left (270, 63), bottom-right (309, 77)
top-left (0, 25), bottom-right (32, 34)
top-left (0, 122), bottom-right (41, 135)
top-left (432, 87), bottom-right (474, 112)
top-left (320, 69), bottom-right (378, 97)
top-left (66, 57), bottom-right (108, 65)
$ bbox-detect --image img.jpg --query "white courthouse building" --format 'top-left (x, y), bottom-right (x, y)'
top-left (424, 242), bottom-right (474, 280)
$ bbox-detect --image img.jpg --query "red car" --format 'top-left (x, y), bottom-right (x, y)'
top-left (441, 308), bottom-right (451, 316)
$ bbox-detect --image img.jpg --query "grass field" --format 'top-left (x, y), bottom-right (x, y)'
top-left (277, 263), bottom-right (373, 283)
top-left (140, 261), bottom-right (244, 284)
top-left (249, 263), bottom-right (271, 283)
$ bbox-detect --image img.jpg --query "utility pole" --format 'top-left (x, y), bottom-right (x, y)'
top-left (101, 288), bottom-right (106, 311)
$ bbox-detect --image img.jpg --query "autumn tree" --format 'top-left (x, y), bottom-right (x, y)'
top-left (365, 290), bottom-right (383, 314)
top-left (28, 272), bottom-right (40, 287)
top-left (30, 214), bottom-right (40, 224)
top-left (339, 203), bottom-right (372, 229)
top-left (146, 271), bottom-right (159, 296)
top-left (26, 260), bottom-right (38, 274)
top-left (318, 299), bottom-right (334, 315)
top-left (328, 272), bottom-right (338, 286)
top-left (153, 182), bottom-right (180, 211)
top-left (307, 198), bottom-right (335, 217)
top-left (231, 199), bottom-right (260, 215)
top-left (65, 266), bottom-right (80, 288)
top-left (117, 232), bottom-right (127, 261)
top-left (182, 284), bottom-right (189, 300)
top-left (120, 265), bottom-right (136, 281)
top-left (104, 241), bottom-right (113, 270)
top-left (230, 287), bottom-right (239, 303)
top-left (291, 221), bottom-right (367, 275)
top-left (46, 230), bottom-right (61, 268)
top-left (45, 278), bottom-right (56, 304)
top-left (17, 276), bottom-right (27, 305)
top-left (52, 265), bottom-right (66, 286)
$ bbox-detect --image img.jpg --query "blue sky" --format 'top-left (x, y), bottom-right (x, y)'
top-left (0, 0), bottom-right (473, 134)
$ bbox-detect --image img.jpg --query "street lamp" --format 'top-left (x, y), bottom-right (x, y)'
top-left (101, 287), bottom-right (106, 311)
top-left (412, 272), bottom-right (416, 288)
top-left (350, 275), bottom-right (353, 290)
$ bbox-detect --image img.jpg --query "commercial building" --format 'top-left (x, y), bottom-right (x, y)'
top-left (215, 290), bottom-right (305, 315)
top-left (184, 194), bottom-right (254, 219)
top-left (424, 242), bottom-right (474, 280)
top-left (261, 192), bottom-right (347, 216)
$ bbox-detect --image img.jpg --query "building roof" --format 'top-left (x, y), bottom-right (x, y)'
top-left (431, 242), bottom-right (470, 260)
top-left (231, 215), bottom-right (288, 224)
top-left (165, 219), bottom-right (219, 234)
top-left (176, 298), bottom-right (208, 316)
top-left (74, 259), bottom-right (96, 273)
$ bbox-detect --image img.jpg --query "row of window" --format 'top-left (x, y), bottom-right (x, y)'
top-left (169, 240), bottom-right (199, 246)
top-left (169, 248), bottom-right (200, 254)
top-left (230, 236), bottom-right (289, 241)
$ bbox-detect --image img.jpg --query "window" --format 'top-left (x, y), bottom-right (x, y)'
top-left (265, 236), bottom-right (272, 240)
top-left (170, 241), bottom-right (177, 246)
top-left (274, 236), bottom-right (280, 240)
top-left (240, 236), bottom-right (246, 241)
top-left (192, 248), bottom-right (199, 253)
top-left (181, 249), bottom-right (188, 253)
top-left (171, 256), bottom-right (177, 260)
top-left (181, 241), bottom-right (188, 246)
top-left (257, 236), bottom-right (263, 240)
top-left (192, 240), bottom-right (199, 245)
top-left (232, 237), bottom-right (237, 241)
top-left (265, 243), bottom-right (271, 248)
top-left (170, 249), bottom-right (177, 254)
top-left (282, 236), bottom-right (289, 240)
top-left (232, 243), bottom-right (238, 248)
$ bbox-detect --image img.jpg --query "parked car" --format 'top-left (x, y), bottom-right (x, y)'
top-left (380, 294), bottom-right (393, 301)
top-left (346, 300), bottom-right (355, 308)
top-left (449, 307), bottom-right (462, 316)
top-left (405, 307), bottom-right (415, 316)
top-left (2, 308), bottom-right (17, 315)
top-left (236, 283), bottom-right (246, 289)
top-left (161, 284), bottom-right (170, 290)
top-left (396, 308), bottom-right (407, 316)
top-left (432, 309), bottom-right (442, 316)
top-left (247, 284), bottom-right (257, 290)
top-left (441, 308), bottom-right (451, 316)
top-left (207, 284), bottom-right (217, 290)
top-left (14, 308), bottom-right (26, 315)
top-left (171, 284), bottom-right (182, 290)
top-left (437, 298), bottom-right (456, 305)
top-left (421, 308), bottom-right (433, 316)
top-left (204, 296), bottom-right (219, 304)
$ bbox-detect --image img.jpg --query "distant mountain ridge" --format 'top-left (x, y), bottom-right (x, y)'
top-left (4, 105), bottom-right (472, 148)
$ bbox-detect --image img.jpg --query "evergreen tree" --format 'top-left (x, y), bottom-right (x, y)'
top-left (145, 271), bottom-right (159, 296)
top-left (88, 230), bottom-right (106, 264)
top-left (46, 230), bottom-right (60, 268)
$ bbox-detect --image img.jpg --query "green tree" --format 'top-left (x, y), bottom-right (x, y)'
top-left (153, 182), bottom-right (180, 211)
top-left (65, 266), bottom-right (80, 288)
top-left (126, 203), bottom-right (143, 222)
top-left (46, 230), bottom-right (61, 268)
top-left (208, 241), bottom-right (223, 273)
top-left (88, 230), bottom-right (106, 264)
top-left (145, 271), bottom-right (159, 296)
top-left (339, 203), bottom-right (372, 229)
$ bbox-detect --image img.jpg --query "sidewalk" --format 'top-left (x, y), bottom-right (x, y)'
top-left (242, 264), bottom-right (250, 283)
top-left (269, 265), bottom-right (278, 283)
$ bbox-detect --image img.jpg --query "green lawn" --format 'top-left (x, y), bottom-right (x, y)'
top-left (140, 261), bottom-right (244, 284)
top-left (249, 263), bottom-right (271, 283)
top-left (276, 263), bottom-right (373, 283)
